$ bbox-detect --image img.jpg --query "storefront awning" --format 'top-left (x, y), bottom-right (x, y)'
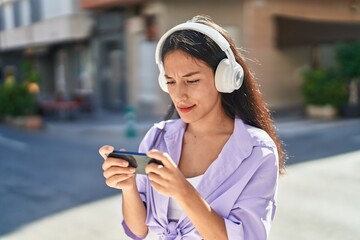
top-left (274, 15), bottom-right (360, 48)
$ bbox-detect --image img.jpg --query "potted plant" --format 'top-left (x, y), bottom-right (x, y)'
top-left (335, 40), bottom-right (360, 117)
top-left (0, 69), bottom-right (42, 129)
top-left (301, 68), bottom-right (348, 119)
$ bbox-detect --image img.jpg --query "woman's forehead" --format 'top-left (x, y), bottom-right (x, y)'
top-left (163, 50), bottom-right (207, 68)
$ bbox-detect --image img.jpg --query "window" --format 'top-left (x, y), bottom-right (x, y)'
top-left (20, 0), bottom-right (30, 26)
top-left (30, 0), bottom-right (41, 23)
top-left (13, 0), bottom-right (20, 27)
top-left (3, 1), bottom-right (14, 29)
top-left (0, 6), bottom-right (4, 30)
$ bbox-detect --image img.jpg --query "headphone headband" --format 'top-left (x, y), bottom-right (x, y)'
top-left (155, 22), bottom-right (233, 65)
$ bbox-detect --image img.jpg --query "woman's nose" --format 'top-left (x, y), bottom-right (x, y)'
top-left (172, 83), bottom-right (188, 102)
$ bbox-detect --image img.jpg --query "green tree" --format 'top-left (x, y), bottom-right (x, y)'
top-left (301, 68), bottom-right (347, 108)
top-left (0, 74), bottom-right (36, 118)
top-left (335, 40), bottom-right (360, 106)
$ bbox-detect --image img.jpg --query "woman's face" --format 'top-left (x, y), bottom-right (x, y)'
top-left (163, 50), bottom-right (223, 124)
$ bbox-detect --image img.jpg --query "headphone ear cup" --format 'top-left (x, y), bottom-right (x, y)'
top-left (158, 74), bottom-right (169, 93)
top-left (215, 59), bottom-right (244, 93)
top-left (232, 64), bottom-right (244, 91)
top-left (215, 59), bottom-right (233, 93)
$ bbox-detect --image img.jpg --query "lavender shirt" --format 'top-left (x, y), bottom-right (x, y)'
top-left (123, 118), bottom-right (279, 240)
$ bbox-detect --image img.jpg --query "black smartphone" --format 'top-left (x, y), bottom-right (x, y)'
top-left (107, 150), bottom-right (163, 174)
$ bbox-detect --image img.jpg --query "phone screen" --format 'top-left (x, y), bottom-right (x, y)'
top-left (107, 151), bottom-right (162, 175)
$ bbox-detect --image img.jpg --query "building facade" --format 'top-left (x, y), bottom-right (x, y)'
top-left (0, 0), bottom-right (94, 109)
top-left (82, 0), bottom-right (360, 116)
top-left (2, 0), bottom-right (360, 117)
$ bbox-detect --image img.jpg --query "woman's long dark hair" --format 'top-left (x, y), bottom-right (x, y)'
top-left (160, 15), bottom-right (286, 174)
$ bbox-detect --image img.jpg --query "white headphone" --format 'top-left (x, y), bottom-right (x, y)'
top-left (155, 22), bottom-right (244, 93)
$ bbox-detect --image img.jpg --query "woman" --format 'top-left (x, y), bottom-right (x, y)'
top-left (99, 15), bottom-right (286, 240)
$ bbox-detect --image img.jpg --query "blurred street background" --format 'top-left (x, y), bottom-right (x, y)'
top-left (1, 0), bottom-right (360, 239)
top-left (0, 113), bottom-right (359, 240)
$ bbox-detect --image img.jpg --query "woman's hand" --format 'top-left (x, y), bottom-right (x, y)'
top-left (99, 145), bottom-right (136, 190)
top-left (100, 145), bottom-right (148, 237)
top-left (145, 149), bottom-right (191, 200)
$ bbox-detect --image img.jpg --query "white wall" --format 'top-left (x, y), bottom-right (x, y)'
top-left (41, 0), bottom-right (75, 20)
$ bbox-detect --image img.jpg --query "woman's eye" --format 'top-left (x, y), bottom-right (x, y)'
top-left (187, 80), bottom-right (199, 85)
top-left (166, 81), bottom-right (175, 85)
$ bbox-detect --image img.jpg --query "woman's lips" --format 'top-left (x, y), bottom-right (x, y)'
top-left (177, 105), bottom-right (195, 113)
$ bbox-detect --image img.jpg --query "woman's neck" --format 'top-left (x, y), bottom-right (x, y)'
top-left (186, 112), bottom-right (234, 137)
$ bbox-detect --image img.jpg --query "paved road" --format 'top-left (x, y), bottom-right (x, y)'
top-left (0, 113), bottom-right (151, 236)
top-left (0, 125), bottom-right (115, 235)
top-left (276, 117), bottom-right (360, 164)
top-left (0, 114), bottom-right (359, 239)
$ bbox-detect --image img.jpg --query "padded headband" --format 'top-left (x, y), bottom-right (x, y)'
top-left (155, 22), bottom-right (235, 65)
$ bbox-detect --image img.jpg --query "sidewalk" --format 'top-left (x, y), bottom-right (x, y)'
top-left (44, 111), bottom-right (162, 138)
top-left (1, 113), bottom-right (359, 240)
top-left (44, 110), bottom-right (357, 138)
top-left (270, 150), bottom-right (360, 240)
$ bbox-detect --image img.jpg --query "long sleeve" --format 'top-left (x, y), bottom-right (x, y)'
top-left (222, 147), bottom-right (279, 239)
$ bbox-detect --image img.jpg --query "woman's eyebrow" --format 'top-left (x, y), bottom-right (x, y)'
top-left (182, 71), bottom-right (200, 77)
top-left (165, 71), bottom-right (200, 79)
top-left (164, 74), bottom-right (173, 79)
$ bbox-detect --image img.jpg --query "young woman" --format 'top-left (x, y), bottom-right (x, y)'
top-left (99, 15), bottom-right (286, 240)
